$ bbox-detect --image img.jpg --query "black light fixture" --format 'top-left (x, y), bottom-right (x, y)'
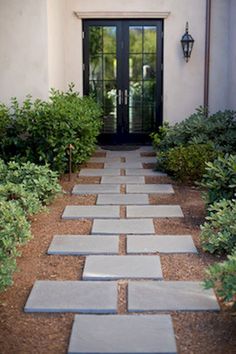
top-left (181, 22), bottom-right (194, 62)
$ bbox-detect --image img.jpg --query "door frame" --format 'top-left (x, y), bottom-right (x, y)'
top-left (82, 19), bottom-right (163, 144)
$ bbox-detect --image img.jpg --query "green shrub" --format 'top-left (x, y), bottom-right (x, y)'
top-left (152, 108), bottom-right (236, 154)
top-left (0, 160), bottom-right (61, 205)
top-left (200, 199), bottom-right (236, 254)
top-left (1, 84), bottom-right (102, 173)
top-left (0, 201), bottom-right (31, 290)
top-left (157, 143), bottom-right (217, 183)
top-left (0, 183), bottom-right (42, 216)
top-left (204, 251), bottom-right (236, 308)
top-left (200, 154), bottom-right (236, 205)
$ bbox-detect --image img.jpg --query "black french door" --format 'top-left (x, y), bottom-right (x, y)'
top-left (83, 19), bottom-right (163, 144)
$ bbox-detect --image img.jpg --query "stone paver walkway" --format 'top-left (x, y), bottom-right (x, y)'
top-left (25, 146), bottom-right (220, 353)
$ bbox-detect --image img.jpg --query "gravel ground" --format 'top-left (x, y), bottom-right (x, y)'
top-left (0, 161), bottom-right (235, 354)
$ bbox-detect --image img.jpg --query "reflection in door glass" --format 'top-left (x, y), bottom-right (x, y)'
top-left (89, 26), bottom-right (117, 133)
top-left (128, 26), bottom-right (157, 133)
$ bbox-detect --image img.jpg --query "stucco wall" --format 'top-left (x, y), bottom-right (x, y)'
top-left (208, 0), bottom-right (229, 114)
top-left (65, 0), bottom-right (206, 124)
top-left (47, 0), bottom-right (66, 91)
top-left (0, 0), bottom-right (49, 104)
top-left (228, 0), bottom-right (236, 111)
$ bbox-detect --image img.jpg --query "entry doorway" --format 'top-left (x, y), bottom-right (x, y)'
top-left (83, 19), bottom-right (163, 144)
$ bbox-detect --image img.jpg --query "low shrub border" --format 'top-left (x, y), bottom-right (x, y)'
top-left (0, 160), bottom-right (61, 291)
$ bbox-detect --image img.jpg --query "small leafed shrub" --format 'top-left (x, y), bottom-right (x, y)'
top-left (200, 154), bottom-right (236, 205)
top-left (0, 84), bottom-right (102, 173)
top-left (204, 251), bottom-right (236, 308)
top-left (0, 160), bottom-right (61, 205)
top-left (156, 144), bottom-right (217, 183)
top-left (200, 199), bottom-right (236, 255)
top-left (151, 108), bottom-right (236, 154)
top-left (0, 201), bottom-right (31, 290)
top-left (0, 183), bottom-right (41, 216)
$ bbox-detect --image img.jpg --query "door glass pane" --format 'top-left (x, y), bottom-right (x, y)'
top-left (129, 55), bottom-right (142, 80)
top-left (129, 26), bottom-right (142, 53)
top-left (103, 81), bottom-right (117, 133)
top-left (143, 54), bottom-right (156, 79)
top-left (104, 55), bottom-right (117, 80)
top-left (144, 27), bottom-right (156, 53)
top-left (143, 80), bottom-right (156, 104)
top-left (89, 27), bottom-right (103, 54)
top-left (89, 55), bottom-right (102, 80)
top-left (103, 27), bottom-right (116, 53)
top-left (88, 26), bottom-right (117, 134)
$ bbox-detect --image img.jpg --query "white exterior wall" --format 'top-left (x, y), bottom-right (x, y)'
top-left (65, 0), bottom-right (206, 123)
top-left (208, 0), bottom-right (229, 113)
top-left (228, 0), bottom-right (236, 110)
top-left (0, 0), bottom-right (235, 123)
top-left (47, 0), bottom-right (66, 91)
top-left (0, 0), bottom-right (49, 104)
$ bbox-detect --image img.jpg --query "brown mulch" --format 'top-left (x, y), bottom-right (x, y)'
top-left (0, 164), bottom-right (236, 354)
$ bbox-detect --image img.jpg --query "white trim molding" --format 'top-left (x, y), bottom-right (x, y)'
top-left (74, 11), bottom-right (170, 19)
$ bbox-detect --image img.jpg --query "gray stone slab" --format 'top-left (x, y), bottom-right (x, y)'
top-left (128, 281), bottom-right (220, 312)
top-left (48, 235), bottom-right (119, 255)
top-left (127, 205), bottom-right (184, 218)
top-left (68, 314), bottom-right (177, 354)
top-left (83, 255), bottom-right (163, 280)
top-left (79, 169), bottom-right (120, 176)
top-left (138, 146), bottom-right (154, 152)
top-left (101, 176), bottom-right (145, 184)
top-left (127, 184), bottom-right (174, 194)
top-left (92, 219), bottom-right (155, 234)
top-left (89, 157), bottom-right (121, 162)
top-left (104, 162), bottom-right (143, 168)
top-left (62, 206), bottom-right (120, 219)
top-left (125, 169), bottom-right (167, 176)
top-left (127, 235), bottom-right (197, 254)
top-left (126, 157), bottom-right (157, 163)
top-left (72, 184), bottom-right (120, 195)
top-left (24, 281), bottom-right (117, 313)
top-left (97, 194), bottom-right (149, 205)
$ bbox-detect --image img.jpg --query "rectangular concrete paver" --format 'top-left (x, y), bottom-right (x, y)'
top-left (125, 169), bottom-right (167, 176)
top-left (62, 206), bottom-right (120, 219)
top-left (68, 315), bottom-right (177, 354)
top-left (92, 219), bottom-right (155, 234)
top-left (79, 169), bottom-right (120, 176)
top-left (83, 255), bottom-right (163, 280)
top-left (101, 176), bottom-right (145, 184)
top-left (72, 184), bottom-right (120, 195)
top-left (104, 162), bottom-right (143, 168)
top-left (48, 235), bottom-right (119, 255)
top-left (128, 281), bottom-right (220, 312)
top-left (127, 184), bottom-right (174, 194)
top-left (24, 281), bottom-right (117, 313)
top-left (126, 157), bottom-right (157, 163)
top-left (127, 235), bottom-right (198, 253)
top-left (127, 205), bottom-right (184, 218)
top-left (97, 194), bottom-right (149, 205)
top-left (89, 157), bottom-right (121, 162)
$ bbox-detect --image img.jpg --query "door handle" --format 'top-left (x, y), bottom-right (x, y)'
top-left (118, 89), bottom-right (122, 105)
top-left (124, 89), bottom-right (129, 105)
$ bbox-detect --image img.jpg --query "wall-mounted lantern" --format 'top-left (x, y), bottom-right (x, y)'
top-left (181, 22), bottom-right (194, 62)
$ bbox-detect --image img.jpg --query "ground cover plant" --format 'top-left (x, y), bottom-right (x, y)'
top-left (0, 159), bottom-right (61, 291)
top-left (0, 84), bottom-right (102, 173)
